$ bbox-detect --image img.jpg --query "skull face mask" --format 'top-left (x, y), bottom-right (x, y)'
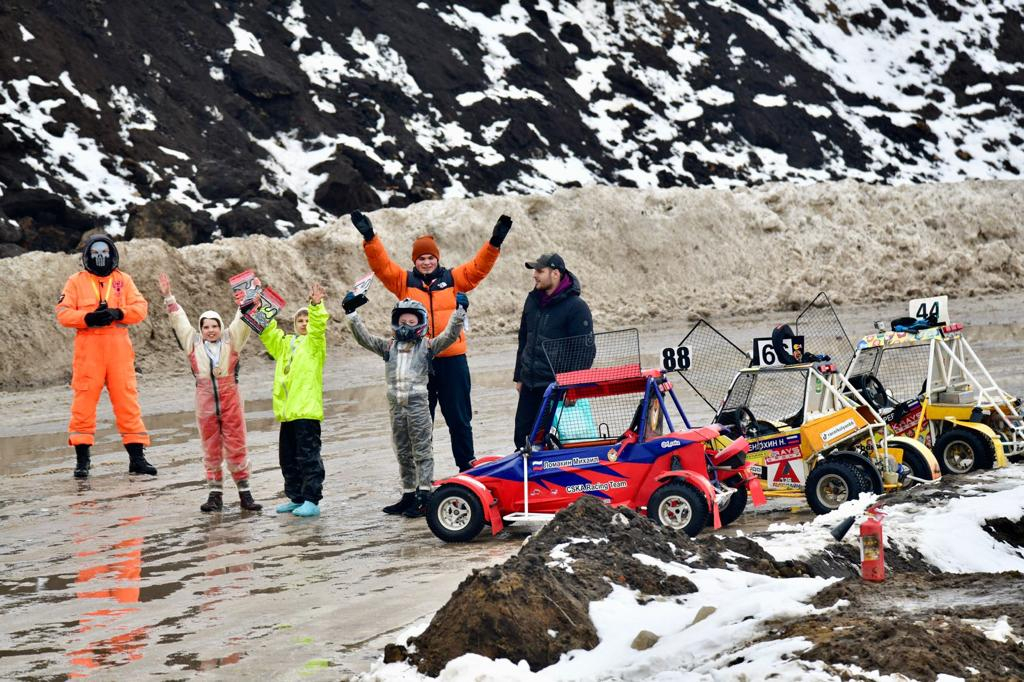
top-left (82, 236), bottom-right (118, 277)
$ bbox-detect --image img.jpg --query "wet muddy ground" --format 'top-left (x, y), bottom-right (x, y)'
top-left (1, 294), bottom-right (1022, 680)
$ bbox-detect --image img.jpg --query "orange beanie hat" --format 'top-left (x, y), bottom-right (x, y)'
top-left (412, 235), bottom-right (440, 261)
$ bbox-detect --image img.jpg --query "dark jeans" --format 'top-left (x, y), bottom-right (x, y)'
top-left (427, 354), bottom-right (474, 471)
top-left (514, 385), bottom-right (549, 450)
top-left (279, 419), bottom-right (324, 504)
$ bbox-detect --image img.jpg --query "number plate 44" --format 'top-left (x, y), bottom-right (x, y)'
top-left (909, 295), bottom-right (949, 325)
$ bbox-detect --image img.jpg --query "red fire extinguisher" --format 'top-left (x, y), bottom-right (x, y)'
top-left (859, 506), bottom-right (886, 582)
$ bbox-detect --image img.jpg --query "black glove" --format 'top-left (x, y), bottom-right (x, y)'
top-left (456, 292), bottom-right (469, 311)
top-left (490, 214), bottom-right (512, 248)
top-left (84, 308), bottom-right (115, 327)
top-left (108, 308), bottom-right (124, 321)
top-left (350, 211), bottom-right (374, 241)
top-left (342, 292), bottom-right (368, 314)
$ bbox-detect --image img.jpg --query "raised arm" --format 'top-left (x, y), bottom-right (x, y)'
top-left (450, 239), bottom-right (500, 292)
top-left (159, 274), bottom-right (196, 353)
top-left (164, 297), bottom-right (197, 353)
top-left (352, 211), bottom-right (407, 296)
top-left (428, 306), bottom-right (466, 355)
top-left (227, 307), bottom-right (251, 352)
top-left (306, 283), bottom-right (329, 356)
top-left (346, 312), bottom-right (392, 358)
top-left (259, 319), bottom-right (288, 360)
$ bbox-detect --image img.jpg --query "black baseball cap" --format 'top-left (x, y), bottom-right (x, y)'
top-left (525, 253), bottom-right (566, 271)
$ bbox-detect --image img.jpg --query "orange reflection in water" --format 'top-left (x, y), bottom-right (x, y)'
top-left (67, 516), bottom-right (148, 678)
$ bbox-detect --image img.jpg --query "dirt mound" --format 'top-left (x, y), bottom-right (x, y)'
top-left (777, 572), bottom-right (1024, 681)
top-left (386, 496), bottom-right (825, 676)
top-left (3, 180), bottom-right (1023, 390)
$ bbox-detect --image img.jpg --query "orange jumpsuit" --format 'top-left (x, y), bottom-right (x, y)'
top-left (56, 270), bottom-right (150, 447)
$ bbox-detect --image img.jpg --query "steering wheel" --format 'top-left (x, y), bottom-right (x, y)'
top-left (733, 407), bottom-right (760, 438)
top-left (858, 375), bottom-right (889, 410)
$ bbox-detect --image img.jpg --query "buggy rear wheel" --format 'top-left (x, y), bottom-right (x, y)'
top-left (805, 461), bottom-right (864, 515)
top-left (899, 446), bottom-right (933, 486)
top-left (426, 485), bottom-right (485, 543)
top-left (647, 482), bottom-right (709, 537)
top-left (934, 428), bottom-right (994, 474)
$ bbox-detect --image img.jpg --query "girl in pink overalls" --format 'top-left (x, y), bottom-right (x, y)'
top-left (159, 274), bottom-right (262, 512)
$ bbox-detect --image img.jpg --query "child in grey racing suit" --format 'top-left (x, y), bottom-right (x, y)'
top-left (344, 293), bottom-right (467, 518)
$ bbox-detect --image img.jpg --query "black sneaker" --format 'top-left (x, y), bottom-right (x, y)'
top-left (73, 444), bottom-right (91, 479)
top-left (382, 492), bottom-right (415, 515)
top-left (402, 491), bottom-right (430, 518)
top-left (200, 491), bottom-right (223, 512)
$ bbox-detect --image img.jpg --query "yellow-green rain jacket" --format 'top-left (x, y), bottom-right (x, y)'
top-left (259, 302), bottom-right (329, 422)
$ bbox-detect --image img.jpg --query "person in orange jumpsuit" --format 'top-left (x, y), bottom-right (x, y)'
top-left (56, 235), bottom-right (157, 478)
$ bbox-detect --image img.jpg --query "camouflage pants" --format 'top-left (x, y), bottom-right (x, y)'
top-left (389, 395), bottom-right (434, 491)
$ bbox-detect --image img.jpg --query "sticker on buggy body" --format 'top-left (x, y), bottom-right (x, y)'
top-left (565, 480), bottom-right (628, 494)
top-left (821, 418), bottom-right (857, 443)
top-left (748, 433), bottom-right (801, 456)
top-left (884, 400), bottom-right (924, 437)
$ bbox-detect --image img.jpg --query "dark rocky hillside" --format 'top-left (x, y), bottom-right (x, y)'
top-left (1, 0), bottom-right (1022, 255)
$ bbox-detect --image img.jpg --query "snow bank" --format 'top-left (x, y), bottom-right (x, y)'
top-left (1, 179), bottom-right (1022, 389)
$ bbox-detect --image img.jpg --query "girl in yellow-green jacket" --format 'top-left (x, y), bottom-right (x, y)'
top-left (259, 282), bottom-right (329, 517)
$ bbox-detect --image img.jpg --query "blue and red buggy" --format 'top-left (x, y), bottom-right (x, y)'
top-left (425, 330), bottom-right (766, 542)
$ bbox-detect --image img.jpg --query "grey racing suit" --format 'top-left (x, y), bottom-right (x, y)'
top-left (348, 307), bottom-right (466, 490)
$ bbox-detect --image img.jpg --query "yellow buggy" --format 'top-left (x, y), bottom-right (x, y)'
top-left (673, 320), bottom-right (940, 515)
top-left (795, 294), bottom-right (1020, 475)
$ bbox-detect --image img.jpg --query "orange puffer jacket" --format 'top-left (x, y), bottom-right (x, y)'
top-left (363, 236), bottom-right (499, 358)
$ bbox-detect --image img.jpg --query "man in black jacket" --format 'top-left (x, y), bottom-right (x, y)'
top-left (513, 253), bottom-right (593, 448)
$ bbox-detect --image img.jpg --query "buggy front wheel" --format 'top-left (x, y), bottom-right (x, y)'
top-left (426, 485), bottom-right (485, 543)
top-left (805, 461), bottom-right (864, 515)
top-left (647, 482), bottom-right (709, 537)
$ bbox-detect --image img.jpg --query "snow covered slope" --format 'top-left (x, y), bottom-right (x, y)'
top-left (1, 1), bottom-right (1023, 253)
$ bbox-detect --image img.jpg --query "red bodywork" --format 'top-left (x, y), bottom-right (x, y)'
top-left (434, 368), bottom-right (763, 536)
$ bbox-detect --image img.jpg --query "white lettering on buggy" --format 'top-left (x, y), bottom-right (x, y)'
top-left (543, 456), bottom-right (600, 470)
top-left (660, 439), bottom-right (682, 449)
top-left (821, 418), bottom-right (857, 443)
top-left (565, 480), bottom-right (628, 494)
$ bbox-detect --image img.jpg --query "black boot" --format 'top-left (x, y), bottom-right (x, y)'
top-left (125, 443), bottom-right (157, 475)
top-left (73, 444), bottom-right (90, 479)
top-left (239, 490), bottom-right (263, 511)
top-left (402, 490), bottom-right (430, 518)
top-left (200, 491), bottom-right (223, 512)
top-left (382, 492), bottom-right (416, 515)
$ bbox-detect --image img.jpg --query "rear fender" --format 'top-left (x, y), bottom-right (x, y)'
top-left (948, 419), bottom-right (1008, 467)
top-left (886, 436), bottom-right (941, 480)
top-left (434, 475), bottom-right (504, 535)
top-left (827, 451), bottom-right (883, 494)
top-left (654, 470), bottom-right (720, 529)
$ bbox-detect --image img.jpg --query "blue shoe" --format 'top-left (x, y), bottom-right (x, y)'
top-left (276, 501), bottom-right (301, 514)
top-left (292, 501), bottom-right (320, 517)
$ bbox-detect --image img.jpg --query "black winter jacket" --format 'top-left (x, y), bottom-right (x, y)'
top-left (514, 271), bottom-right (594, 389)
